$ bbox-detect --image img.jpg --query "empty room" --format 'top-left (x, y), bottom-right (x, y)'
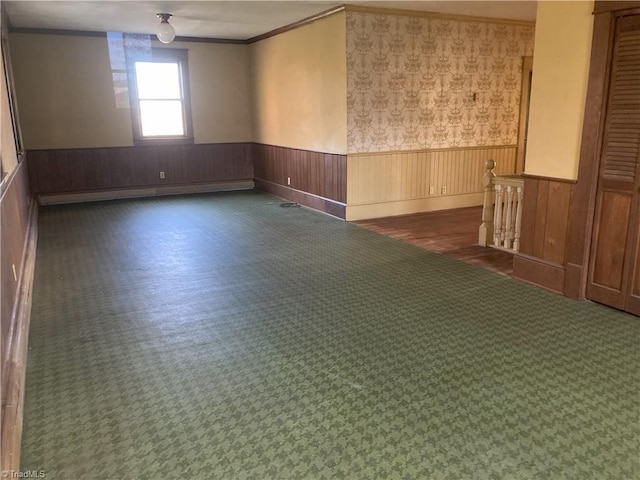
top-left (1, 1), bottom-right (639, 478)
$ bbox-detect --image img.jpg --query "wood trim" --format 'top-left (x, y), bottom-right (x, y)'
top-left (513, 254), bottom-right (566, 294)
top-left (350, 144), bottom-right (517, 157)
top-left (172, 36), bottom-right (246, 45)
top-left (564, 9), bottom-right (617, 299)
top-left (256, 142), bottom-right (346, 156)
top-left (8, 27), bottom-right (107, 38)
top-left (1, 159), bottom-right (31, 402)
top-left (2, 2), bottom-right (12, 29)
top-left (0, 158), bottom-right (21, 199)
top-left (26, 142), bottom-right (250, 153)
top-left (38, 180), bottom-right (254, 205)
top-left (1, 17), bottom-right (24, 159)
top-left (8, 3), bottom-right (534, 47)
top-left (522, 174), bottom-right (577, 184)
top-left (1, 192), bottom-right (37, 473)
top-left (254, 179), bottom-right (346, 219)
top-left (593, 2), bottom-right (640, 14)
top-left (345, 192), bottom-right (485, 221)
top-left (247, 6), bottom-right (346, 43)
top-left (131, 137), bottom-right (195, 147)
top-left (9, 27), bottom-right (249, 44)
top-left (126, 48), bottom-right (194, 146)
top-left (343, 4), bottom-right (535, 27)
top-left (516, 56), bottom-right (533, 174)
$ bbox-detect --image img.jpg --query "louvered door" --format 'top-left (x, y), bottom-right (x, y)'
top-left (588, 14), bottom-right (640, 315)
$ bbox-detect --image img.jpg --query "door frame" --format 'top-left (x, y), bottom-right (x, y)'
top-left (515, 56), bottom-right (533, 175)
top-left (564, 1), bottom-right (640, 300)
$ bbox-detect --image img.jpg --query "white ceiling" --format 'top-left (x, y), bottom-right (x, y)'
top-left (5, 1), bottom-right (536, 41)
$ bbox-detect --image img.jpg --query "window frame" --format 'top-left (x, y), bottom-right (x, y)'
top-left (127, 48), bottom-right (194, 146)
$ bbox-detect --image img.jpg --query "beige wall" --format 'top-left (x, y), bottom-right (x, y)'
top-left (251, 12), bottom-right (347, 154)
top-left (1, 43), bottom-right (18, 175)
top-left (10, 33), bottom-right (134, 149)
top-left (525, 0), bottom-right (594, 180)
top-left (167, 40), bottom-right (252, 144)
top-left (9, 33), bottom-right (253, 150)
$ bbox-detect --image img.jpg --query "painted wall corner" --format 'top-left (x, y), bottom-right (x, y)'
top-left (524, 0), bottom-right (595, 181)
top-left (250, 11), bottom-right (347, 154)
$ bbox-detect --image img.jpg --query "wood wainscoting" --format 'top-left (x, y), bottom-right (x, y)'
top-left (252, 143), bottom-right (347, 219)
top-left (1, 158), bottom-right (38, 472)
top-left (513, 176), bottom-right (575, 293)
top-left (28, 143), bottom-right (254, 203)
top-left (346, 146), bottom-right (517, 221)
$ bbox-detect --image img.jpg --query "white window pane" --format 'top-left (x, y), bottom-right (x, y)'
top-left (139, 100), bottom-right (184, 136)
top-left (135, 62), bottom-right (181, 99)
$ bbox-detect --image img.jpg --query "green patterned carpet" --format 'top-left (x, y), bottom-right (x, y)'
top-left (21, 191), bottom-right (639, 479)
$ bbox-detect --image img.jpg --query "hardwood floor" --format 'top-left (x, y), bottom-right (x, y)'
top-left (355, 206), bottom-right (514, 276)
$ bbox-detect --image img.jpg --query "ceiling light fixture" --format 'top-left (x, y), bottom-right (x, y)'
top-left (156, 13), bottom-right (176, 44)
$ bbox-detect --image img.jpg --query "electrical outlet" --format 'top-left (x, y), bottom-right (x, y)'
top-left (159, 171), bottom-right (165, 179)
top-left (12, 264), bottom-right (17, 282)
top-left (442, 186), bottom-right (447, 195)
top-left (429, 186), bottom-right (435, 195)
top-left (287, 177), bottom-right (291, 186)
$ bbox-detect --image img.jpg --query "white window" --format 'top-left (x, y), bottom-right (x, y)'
top-left (128, 49), bottom-right (193, 145)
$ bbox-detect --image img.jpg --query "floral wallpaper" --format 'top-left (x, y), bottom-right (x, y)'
top-left (346, 12), bottom-right (535, 153)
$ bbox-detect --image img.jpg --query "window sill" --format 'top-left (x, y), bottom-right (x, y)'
top-left (133, 137), bottom-right (195, 147)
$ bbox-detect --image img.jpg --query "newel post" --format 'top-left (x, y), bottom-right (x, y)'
top-left (478, 159), bottom-right (496, 246)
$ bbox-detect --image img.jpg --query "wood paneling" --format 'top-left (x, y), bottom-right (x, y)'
top-left (348, 146), bottom-right (516, 205)
top-left (254, 179), bottom-right (346, 219)
top-left (513, 176), bottom-right (574, 290)
top-left (592, 192), bottom-right (631, 291)
top-left (1, 160), bottom-right (31, 396)
top-left (347, 146), bottom-right (517, 216)
top-left (544, 181), bottom-right (573, 264)
top-left (252, 143), bottom-right (347, 217)
top-left (28, 143), bottom-right (253, 196)
top-left (1, 158), bottom-right (36, 474)
top-left (513, 255), bottom-right (566, 294)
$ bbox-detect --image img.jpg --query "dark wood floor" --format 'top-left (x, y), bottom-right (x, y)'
top-left (356, 206), bottom-right (514, 276)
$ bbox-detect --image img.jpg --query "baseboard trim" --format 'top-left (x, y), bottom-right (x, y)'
top-left (38, 180), bottom-right (254, 205)
top-left (1, 198), bottom-right (38, 472)
top-left (254, 179), bottom-right (346, 219)
top-left (513, 253), bottom-right (566, 294)
top-left (345, 192), bottom-right (485, 221)
top-left (564, 262), bottom-right (587, 300)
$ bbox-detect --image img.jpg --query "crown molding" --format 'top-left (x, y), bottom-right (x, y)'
top-left (344, 4), bottom-right (535, 27)
top-left (7, 3), bottom-right (534, 46)
top-left (8, 27), bottom-right (248, 45)
top-left (247, 5), bottom-right (346, 44)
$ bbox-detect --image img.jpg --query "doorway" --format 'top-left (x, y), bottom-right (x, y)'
top-left (516, 56), bottom-right (533, 175)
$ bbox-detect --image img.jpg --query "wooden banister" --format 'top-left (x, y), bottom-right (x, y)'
top-left (478, 160), bottom-right (524, 253)
top-left (478, 159), bottom-right (496, 247)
